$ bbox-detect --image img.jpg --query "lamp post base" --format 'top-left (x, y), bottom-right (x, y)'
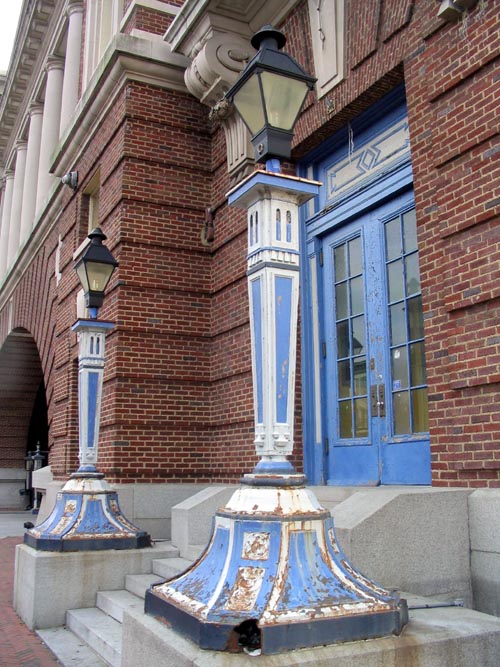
top-left (24, 472), bottom-right (151, 552)
top-left (145, 481), bottom-right (407, 655)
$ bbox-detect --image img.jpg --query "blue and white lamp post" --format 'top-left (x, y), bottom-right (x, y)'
top-left (145, 27), bottom-right (407, 654)
top-left (25, 228), bottom-right (150, 551)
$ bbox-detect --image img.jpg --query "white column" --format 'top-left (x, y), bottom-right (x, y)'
top-left (0, 184), bottom-right (4, 242)
top-left (0, 183), bottom-right (5, 278)
top-left (7, 142), bottom-right (28, 266)
top-left (20, 104), bottom-right (44, 242)
top-left (59, 0), bottom-right (83, 136)
top-left (36, 56), bottom-right (64, 212)
top-left (0, 172), bottom-right (15, 278)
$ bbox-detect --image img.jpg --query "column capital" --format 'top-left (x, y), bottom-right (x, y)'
top-left (45, 54), bottom-right (65, 72)
top-left (66, 0), bottom-right (83, 16)
top-left (14, 139), bottom-right (28, 152)
top-left (28, 102), bottom-right (44, 117)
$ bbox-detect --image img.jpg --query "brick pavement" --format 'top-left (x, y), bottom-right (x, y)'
top-left (0, 537), bottom-right (61, 666)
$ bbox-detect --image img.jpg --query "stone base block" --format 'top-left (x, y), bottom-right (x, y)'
top-left (13, 542), bottom-right (175, 630)
top-left (121, 603), bottom-right (500, 667)
top-left (471, 551), bottom-right (500, 617)
top-left (332, 488), bottom-right (473, 604)
top-left (0, 468), bottom-right (26, 509)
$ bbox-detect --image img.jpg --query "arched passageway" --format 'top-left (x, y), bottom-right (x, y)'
top-left (0, 329), bottom-right (48, 509)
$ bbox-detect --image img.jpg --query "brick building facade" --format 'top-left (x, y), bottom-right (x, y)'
top-left (0, 0), bottom-right (498, 516)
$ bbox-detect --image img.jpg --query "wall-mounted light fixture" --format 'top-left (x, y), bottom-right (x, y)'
top-left (61, 170), bottom-right (78, 190)
top-left (437, 0), bottom-right (478, 21)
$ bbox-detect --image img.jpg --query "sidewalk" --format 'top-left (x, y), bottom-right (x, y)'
top-left (0, 511), bottom-right (61, 666)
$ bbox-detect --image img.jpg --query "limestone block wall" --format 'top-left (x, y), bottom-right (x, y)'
top-left (469, 489), bottom-right (500, 616)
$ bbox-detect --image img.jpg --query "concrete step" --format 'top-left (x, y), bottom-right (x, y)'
top-left (125, 572), bottom-right (164, 599)
top-left (66, 607), bottom-right (122, 667)
top-left (37, 625), bottom-right (109, 667)
top-left (96, 589), bottom-right (144, 623)
top-left (148, 540), bottom-right (180, 558)
top-left (184, 543), bottom-right (205, 561)
top-left (35, 542), bottom-right (196, 667)
top-left (122, 602), bottom-right (500, 667)
top-left (152, 556), bottom-right (192, 579)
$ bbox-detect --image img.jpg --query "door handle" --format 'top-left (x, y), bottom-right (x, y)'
top-left (371, 384), bottom-right (386, 418)
top-left (378, 383), bottom-right (386, 417)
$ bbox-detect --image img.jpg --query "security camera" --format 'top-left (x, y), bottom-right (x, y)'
top-left (61, 171), bottom-right (78, 190)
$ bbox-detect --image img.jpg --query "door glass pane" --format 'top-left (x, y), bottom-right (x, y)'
top-left (412, 388), bottom-right (429, 432)
top-left (390, 303), bottom-right (406, 346)
top-left (349, 237), bottom-right (362, 275)
top-left (387, 259), bottom-right (404, 302)
top-left (354, 398), bottom-right (368, 437)
top-left (403, 209), bottom-right (418, 253)
top-left (391, 347), bottom-right (408, 390)
top-left (334, 245), bottom-right (347, 281)
top-left (393, 391), bottom-right (410, 434)
top-left (352, 315), bottom-right (365, 354)
top-left (410, 342), bottom-right (427, 385)
top-left (339, 401), bottom-right (352, 438)
top-left (350, 276), bottom-right (364, 315)
top-left (385, 217), bottom-right (400, 261)
top-left (408, 295), bottom-right (424, 339)
top-left (337, 321), bottom-right (349, 357)
top-left (353, 357), bottom-right (367, 395)
top-left (405, 252), bottom-right (420, 296)
top-left (336, 282), bottom-right (348, 319)
top-left (338, 360), bottom-right (351, 398)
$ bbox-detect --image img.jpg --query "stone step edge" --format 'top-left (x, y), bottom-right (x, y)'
top-left (66, 607), bottom-right (122, 667)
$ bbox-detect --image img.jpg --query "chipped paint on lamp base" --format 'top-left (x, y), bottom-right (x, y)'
top-left (24, 473), bottom-right (151, 551)
top-left (145, 483), bottom-right (408, 654)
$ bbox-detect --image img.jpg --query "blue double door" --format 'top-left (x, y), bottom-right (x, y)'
top-left (320, 193), bottom-right (431, 485)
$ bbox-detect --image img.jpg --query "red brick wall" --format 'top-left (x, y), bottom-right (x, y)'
top-left (1, 0), bottom-right (499, 490)
top-left (280, 0), bottom-right (500, 487)
top-left (404, 1), bottom-right (500, 488)
top-left (121, 5), bottom-right (176, 35)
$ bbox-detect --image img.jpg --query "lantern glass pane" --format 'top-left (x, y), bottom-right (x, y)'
top-left (233, 75), bottom-right (266, 135)
top-left (87, 262), bottom-right (114, 292)
top-left (76, 262), bottom-right (90, 293)
top-left (261, 72), bottom-right (309, 130)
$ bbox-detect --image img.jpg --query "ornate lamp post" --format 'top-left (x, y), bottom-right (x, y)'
top-left (145, 27), bottom-right (407, 654)
top-left (25, 228), bottom-right (150, 551)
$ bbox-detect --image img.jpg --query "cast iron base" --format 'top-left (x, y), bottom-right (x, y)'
top-left (24, 472), bottom-right (151, 552)
top-left (145, 479), bottom-right (408, 654)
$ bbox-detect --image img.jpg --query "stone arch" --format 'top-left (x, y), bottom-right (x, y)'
top-left (0, 327), bottom-right (47, 509)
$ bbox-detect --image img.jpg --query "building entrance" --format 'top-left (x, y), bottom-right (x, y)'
top-left (320, 194), bottom-right (430, 484)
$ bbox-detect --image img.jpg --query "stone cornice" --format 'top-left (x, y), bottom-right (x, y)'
top-left (51, 32), bottom-right (189, 177)
top-left (166, 0), bottom-right (300, 56)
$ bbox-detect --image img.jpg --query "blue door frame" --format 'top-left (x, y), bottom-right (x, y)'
top-left (299, 86), bottom-right (431, 486)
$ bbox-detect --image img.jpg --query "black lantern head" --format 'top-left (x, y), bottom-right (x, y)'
top-left (225, 25), bottom-right (316, 163)
top-left (32, 444), bottom-right (45, 471)
top-left (74, 228), bottom-right (119, 313)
